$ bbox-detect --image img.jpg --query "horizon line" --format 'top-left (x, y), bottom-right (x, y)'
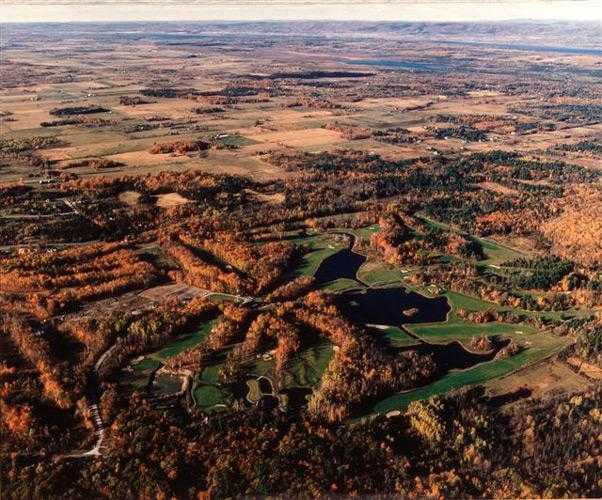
top-left (2, 1), bottom-right (601, 23)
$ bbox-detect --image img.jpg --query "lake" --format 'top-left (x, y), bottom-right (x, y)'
top-left (338, 286), bottom-right (451, 326)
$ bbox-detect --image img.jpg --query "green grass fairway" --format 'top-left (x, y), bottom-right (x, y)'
top-left (249, 340), bottom-right (334, 389)
top-left (151, 320), bottom-right (216, 361)
top-left (370, 334), bottom-right (569, 414)
top-left (357, 261), bottom-right (408, 286)
top-left (289, 233), bottom-right (346, 278)
top-left (199, 359), bottom-right (226, 385)
top-left (282, 341), bottom-right (334, 388)
top-left (193, 384), bottom-right (230, 409)
top-left (214, 133), bottom-right (257, 148)
top-left (132, 320), bottom-right (216, 388)
top-left (417, 214), bottom-right (527, 266)
top-left (348, 224), bottom-right (380, 241)
top-left (445, 290), bottom-right (497, 313)
top-left (381, 326), bottom-right (420, 347)
top-left (407, 320), bottom-right (535, 343)
top-left (131, 320), bottom-right (216, 367)
top-left (194, 340), bottom-right (333, 411)
top-left (294, 246), bottom-right (341, 277)
top-left (476, 237), bottom-right (526, 265)
top-left (208, 293), bottom-right (241, 303)
top-left (322, 278), bottom-right (361, 292)
top-left (368, 316), bottom-right (570, 415)
top-left (133, 357), bottom-right (162, 372)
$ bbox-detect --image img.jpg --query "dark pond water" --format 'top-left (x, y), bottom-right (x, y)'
top-left (407, 340), bottom-right (498, 371)
top-left (281, 387), bottom-right (312, 410)
top-left (257, 376), bottom-right (273, 394)
top-left (338, 287), bottom-right (451, 326)
top-left (258, 395), bottom-right (279, 410)
top-left (314, 247), bottom-right (366, 284)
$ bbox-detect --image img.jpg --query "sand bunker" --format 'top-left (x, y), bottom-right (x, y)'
top-left (155, 192), bottom-right (191, 207)
top-left (118, 190), bottom-right (141, 206)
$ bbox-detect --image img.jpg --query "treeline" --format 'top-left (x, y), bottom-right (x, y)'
top-left (323, 121), bottom-right (371, 140)
top-left (512, 103), bottom-right (602, 125)
top-left (65, 158), bottom-right (124, 170)
top-left (0, 322), bottom-right (86, 458)
top-left (41, 117), bottom-right (116, 128)
top-left (49, 105), bottom-right (109, 116)
top-left (373, 126), bottom-right (421, 145)
top-left (0, 136), bottom-right (63, 155)
top-left (556, 139), bottom-right (602, 154)
top-left (503, 256), bottom-right (574, 290)
top-left (5, 386), bottom-right (599, 498)
top-left (162, 231), bottom-right (299, 295)
top-left (190, 106), bottom-right (225, 114)
top-left (139, 88), bottom-right (197, 98)
top-left (430, 125), bottom-right (487, 142)
top-left (0, 242), bottom-right (160, 317)
top-left (94, 297), bottom-right (218, 378)
top-left (119, 96), bottom-right (154, 106)
top-left (163, 235), bottom-right (248, 294)
top-left (2, 315), bottom-right (73, 410)
top-left (149, 139), bottom-right (210, 155)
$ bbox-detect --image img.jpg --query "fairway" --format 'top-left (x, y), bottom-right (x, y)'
top-left (133, 320), bottom-right (216, 366)
top-left (369, 318), bottom-right (570, 414)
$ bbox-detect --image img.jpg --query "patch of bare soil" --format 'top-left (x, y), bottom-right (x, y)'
top-left (476, 181), bottom-right (520, 196)
top-left (567, 357), bottom-right (602, 380)
top-left (244, 189), bottom-right (285, 205)
top-left (155, 192), bottom-right (190, 207)
top-left (118, 190), bottom-right (141, 206)
top-left (486, 358), bottom-right (592, 401)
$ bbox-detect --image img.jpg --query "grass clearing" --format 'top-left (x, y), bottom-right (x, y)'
top-left (477, 236), bottom-right (527, 266)
top-left (348, 224), bottom-right (380, 241)
top-left (283, 341), bottom-right (334, 388)
top-left (445, 290), bottom-right (498, 313)
top-left (321, 278), bottom-right (361, 292)
top-left (358, 260), bottom-right (408, 286)
top-left (153, 321), bottom-right (215, 361)
top-left (193, 384), bottom-right (230, 409)
top-left (407, 320), bottom-right (537, 343)
top-left (250, 340), bottom-right (334, 389)
top-left (290, 233), bottom-right (346, 278)
top-left (381, 326), bottom-right (420, 347)
top-left (369, 319), bottom-right (570, 415)
top-left (133, 320), bottom-right (216, 365)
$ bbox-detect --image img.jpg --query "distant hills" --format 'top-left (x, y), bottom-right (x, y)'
top-left (3, 19), bottom-right (600, 49)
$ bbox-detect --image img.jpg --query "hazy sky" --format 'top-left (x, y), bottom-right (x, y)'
top-left (1, 1), bottom-right (601, 23)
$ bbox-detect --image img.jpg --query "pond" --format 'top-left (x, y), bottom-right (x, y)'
top-left (338, 287), bottom-right (451, 326)
top-left (404, 340), bottom-right (500, 372)
top-left (314, 246), bottom-right (366, 285)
